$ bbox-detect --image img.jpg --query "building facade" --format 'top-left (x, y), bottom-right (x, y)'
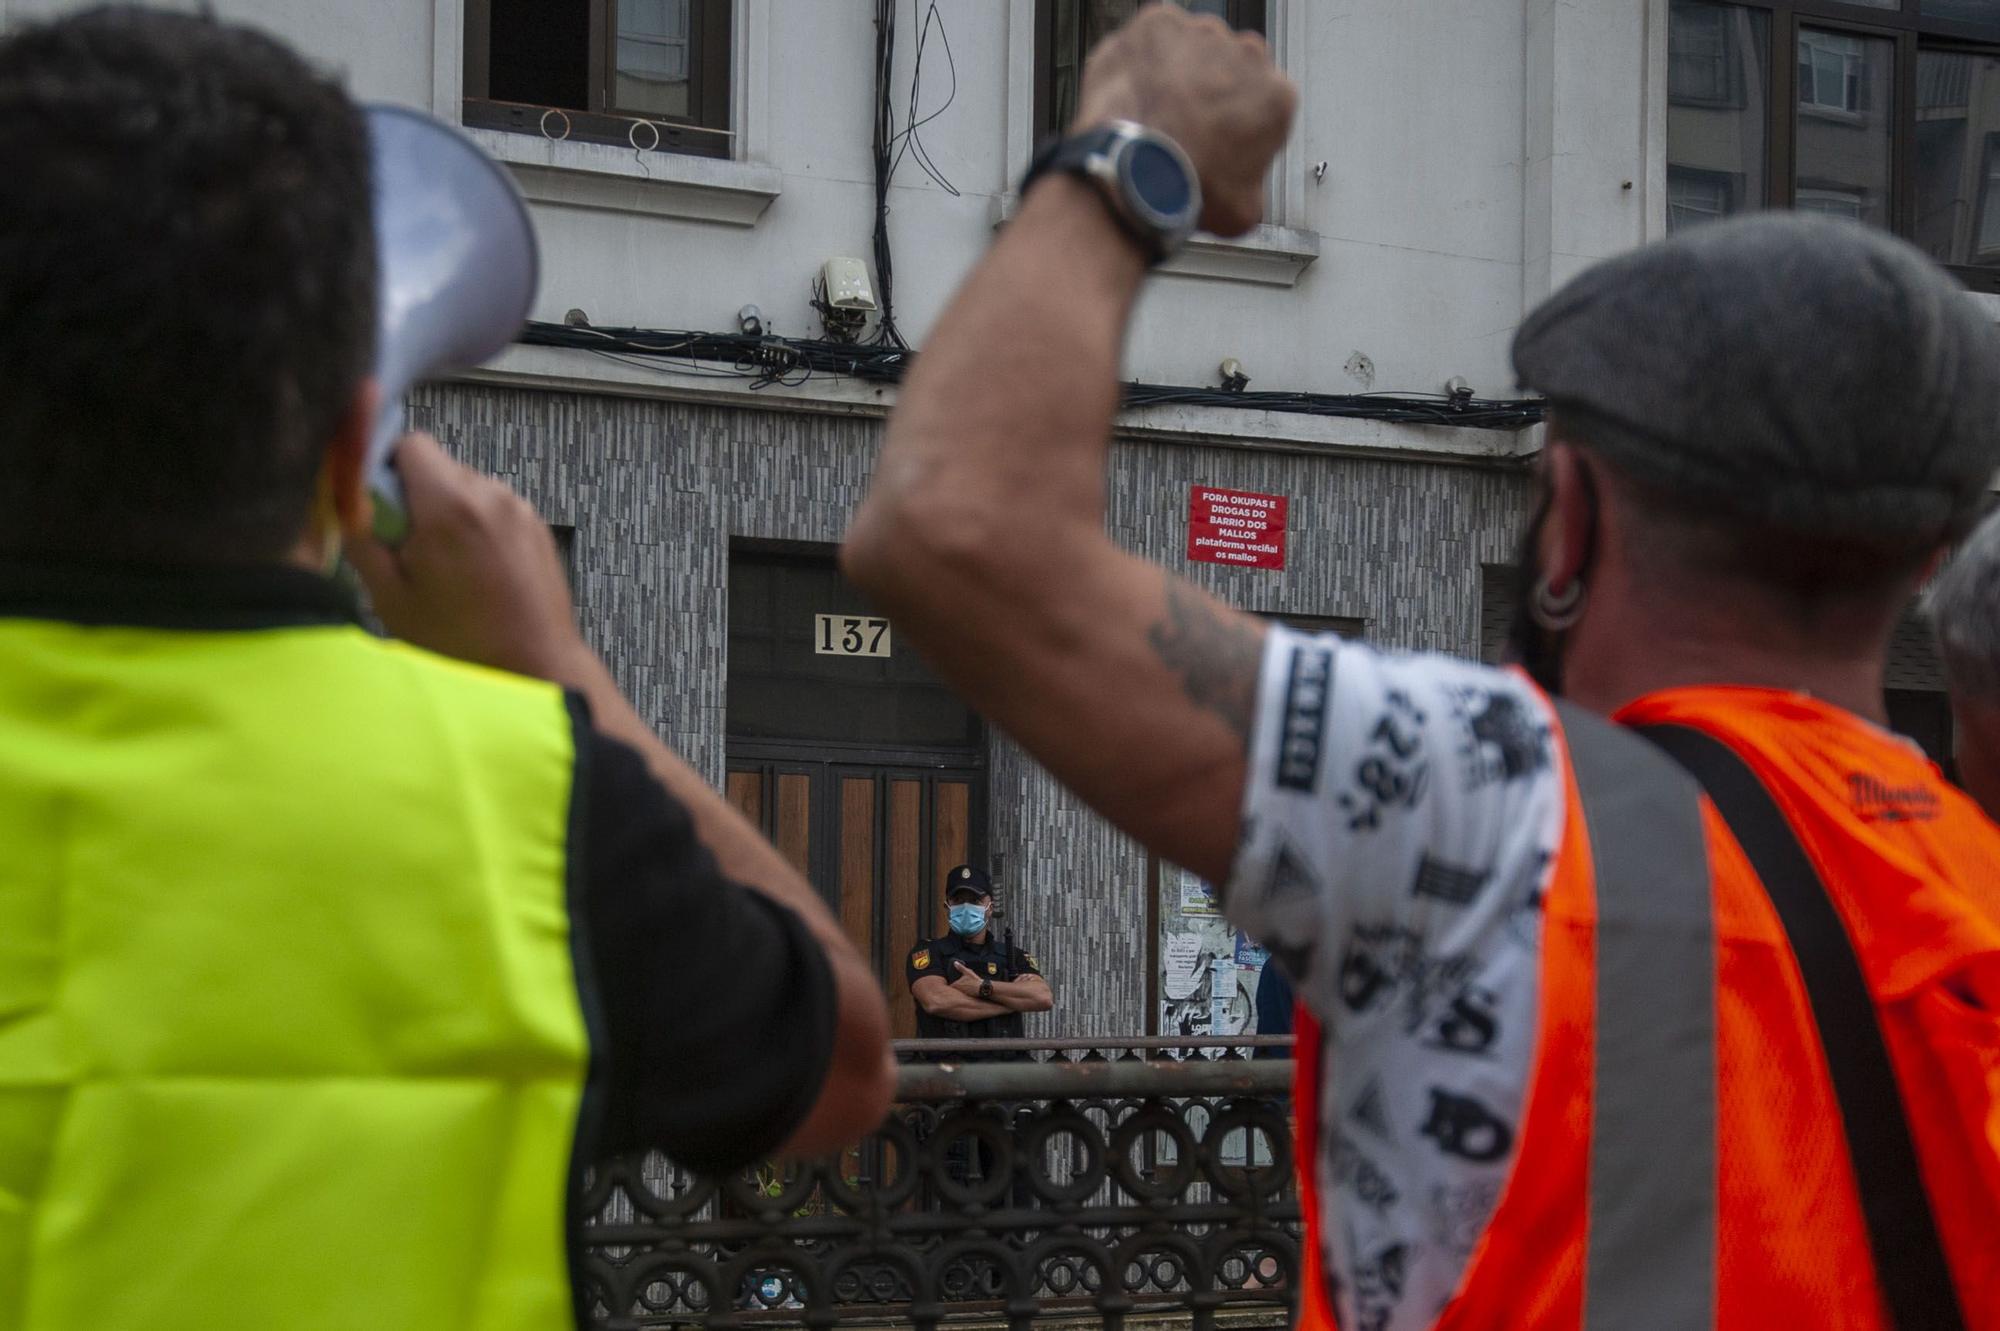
top-left (10, 0), bottom-right (1987, 1036)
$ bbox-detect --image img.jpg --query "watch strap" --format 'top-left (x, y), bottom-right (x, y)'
top-left (1020, 126), bottom-right (1169, 262)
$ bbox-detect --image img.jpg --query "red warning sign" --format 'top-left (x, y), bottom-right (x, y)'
top-left (1187, 486), bottom-right (1288, 571)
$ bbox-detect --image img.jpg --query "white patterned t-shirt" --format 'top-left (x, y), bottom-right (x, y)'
top-left (1224, 626), bottom-right (1566, 1331)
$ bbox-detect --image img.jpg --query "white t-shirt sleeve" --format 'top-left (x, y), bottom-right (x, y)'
top-left (1224, 626), bottom-right (1562, 1024)
top-left (1222, 625), bottom-right (1567, 1331)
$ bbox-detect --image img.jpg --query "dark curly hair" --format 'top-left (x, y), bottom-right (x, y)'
top-left (0, 6), bottom-right (375, 563)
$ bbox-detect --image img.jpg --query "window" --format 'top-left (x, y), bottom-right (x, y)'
top-left (1915, 51), bottom-right (2000, 264)
top-left (463, 0), bottom-right (731, 158)
top-left (1798, 29), bottom-right (1874, 114)
top-left (1664, 0), bottom-right (2000, 288)
top-left (1672, 1), bottom-right (1743, 105)
top-left (1035, 0), bottom-right (1267, 138)
top-left (1670, 166), bottom-right (1737, 226)
top-left (1666, 3), bottom-right (1773, 230)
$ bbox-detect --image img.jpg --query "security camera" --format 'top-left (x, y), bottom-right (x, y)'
top-left (738, 304), bottom-right (765, 337)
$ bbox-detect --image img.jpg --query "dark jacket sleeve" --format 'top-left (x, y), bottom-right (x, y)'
top-left (569, 708), bottom-right (836, 1175)
top-left (905, 940), bottom-right (941, 993)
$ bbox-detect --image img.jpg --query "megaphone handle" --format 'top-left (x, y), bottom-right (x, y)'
top-left (366, 397), bottom-right (414, 547)
top-left (369, 456), bottom-right (412, 547)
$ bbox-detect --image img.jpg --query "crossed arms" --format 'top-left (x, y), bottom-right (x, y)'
top-left (912, 964), bottom-right (1055, 1022)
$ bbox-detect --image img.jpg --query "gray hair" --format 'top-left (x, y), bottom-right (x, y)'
top-left (1930, 505), bottom-right (2000, 700)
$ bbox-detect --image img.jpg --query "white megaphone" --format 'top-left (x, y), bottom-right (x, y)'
top-left (364, 104), bottom-right (539, 544)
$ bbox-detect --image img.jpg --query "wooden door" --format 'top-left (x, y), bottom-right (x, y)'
top-left (725, 758), bottom-right (983, 1038)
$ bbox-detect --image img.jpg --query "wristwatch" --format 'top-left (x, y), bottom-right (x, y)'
top-left (979, 978), bottom-right (994, 1001)
top-left (1020, 119), bottom-right (1202, 262)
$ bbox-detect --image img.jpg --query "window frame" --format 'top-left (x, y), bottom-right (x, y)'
top-left (1669, 163), bottom-right (1741, 226)
top-left (1032, 0), bottom-right (1269, 140)
top-left (1671, 0), bottom-right (1752, 107)
top-left (1672, 0), bottom-right (2000, 291)
top-left (462, 0), bottom-right (733, 160)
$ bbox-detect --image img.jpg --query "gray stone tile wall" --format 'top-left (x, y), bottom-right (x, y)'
top-left (411, 382), bottom-right (1534, 1035)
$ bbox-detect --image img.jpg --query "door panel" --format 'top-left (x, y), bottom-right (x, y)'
top-left (774, 772), bottom-right (812, 875)
top-left (725, 769), bottom-right (762, 827)
top-left (886, 779), bottom-right (925, 1040)
top-left (934, 781), bottom-right (970, 889)
top-left (838, 777), bottom-right (876, 970)
top-left (724, 757), bottom-right (986, 1041)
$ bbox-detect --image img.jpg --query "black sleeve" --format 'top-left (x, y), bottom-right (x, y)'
top-left (905, 941), bottom-right (942, 992)
top-left (568, 706), bottom-right (836, 1176)
top-left (1010, 942), bottom-right (1043, 980)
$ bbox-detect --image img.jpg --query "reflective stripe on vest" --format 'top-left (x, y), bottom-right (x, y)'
top-left (1556, 702), bottom-right (1716, 1330)
top-left (0, 620), bottom-right (587, 1331)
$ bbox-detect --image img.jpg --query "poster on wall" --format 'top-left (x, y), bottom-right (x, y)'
top-left (1178, 869), bottom-right (1220, 917)
top-left (1162, 932), bottom-right (1204, 1001)
top-left (1186, 485), bottom-right (1289, 571)
top-left (1156, 860), bottom-right (1266, 1038)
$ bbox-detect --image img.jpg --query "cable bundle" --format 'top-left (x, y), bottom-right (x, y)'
top-left (518, 321), bottom-right (1545, 432)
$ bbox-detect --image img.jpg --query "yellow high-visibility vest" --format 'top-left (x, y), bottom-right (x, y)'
top-left (0, 610), bottom-right (588, 1330)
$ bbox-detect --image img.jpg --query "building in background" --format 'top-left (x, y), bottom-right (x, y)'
top-left (10, 0), bottom-right (1987, 1035)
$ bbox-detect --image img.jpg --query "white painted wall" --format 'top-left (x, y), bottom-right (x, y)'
top-left (4, 0), bottom-right (1665, 419)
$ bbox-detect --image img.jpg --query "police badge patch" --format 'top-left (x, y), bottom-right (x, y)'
top-left (913, 949), bottom-right (931, 970)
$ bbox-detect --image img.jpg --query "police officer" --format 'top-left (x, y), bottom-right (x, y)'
top-left (906, 864), bottom-right (1053, 1053)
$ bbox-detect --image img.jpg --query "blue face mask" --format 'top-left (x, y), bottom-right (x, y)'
top-left (947, 903), bottom-right (988, 936)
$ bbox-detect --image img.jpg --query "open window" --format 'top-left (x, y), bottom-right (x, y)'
top-left (463, 0), bottom-right (732, 158)
top-left (1034, 0), bottom-right (1267, 139)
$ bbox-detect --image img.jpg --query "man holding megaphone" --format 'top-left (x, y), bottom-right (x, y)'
top-left (0, 10), bottom-right (893, 1330)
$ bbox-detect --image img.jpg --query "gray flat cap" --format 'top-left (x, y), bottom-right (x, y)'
top-left (1513, 214), bottom-right (2000, 543)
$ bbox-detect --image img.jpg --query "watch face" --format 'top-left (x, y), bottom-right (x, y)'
top-left (1123, 138), bottom-right (1195, 224)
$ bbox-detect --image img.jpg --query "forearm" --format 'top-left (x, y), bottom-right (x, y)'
top-left (989, 978), bottom-right (1053, 1013)
top-left (921, 991), bottom-right (1013, 1022)
top-left (843, 180), bottom-right (1255, 882)
top-left (563, 651), bottom-right (835, 927)
top-left (847, 177), bottom-right (1142, 603)
top-left (575, 656), bottom-right (895, 1150)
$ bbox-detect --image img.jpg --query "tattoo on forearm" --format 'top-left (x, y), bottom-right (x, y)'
top-left (1145, 577), bottom-right (1262, 745)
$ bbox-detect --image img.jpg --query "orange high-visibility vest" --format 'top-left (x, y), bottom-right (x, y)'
top-left (1292, 687), bottom-right (2000, 1330)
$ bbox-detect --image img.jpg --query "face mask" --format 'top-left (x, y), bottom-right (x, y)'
top-left (948, 903), bottom-right (988, 936)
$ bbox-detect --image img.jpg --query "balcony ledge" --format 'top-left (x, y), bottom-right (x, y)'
top-left (992, 192), bottom-right (1319, 288)
top-left (465, 127), bottom-right (782, 227)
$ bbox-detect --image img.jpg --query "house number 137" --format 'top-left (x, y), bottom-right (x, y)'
top-left (814, 614), bottom-right (891, 658)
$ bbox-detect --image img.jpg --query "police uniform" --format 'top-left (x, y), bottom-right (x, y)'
top-left (905, 864), bottom-right (1042, 1061)
top-left (905, 930), bottom-right (1043, 1043)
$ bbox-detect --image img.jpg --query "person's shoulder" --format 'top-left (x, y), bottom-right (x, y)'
top-left (366, 632), bottom-right (569, 708)
top-left (907, 938), bottom-right (943, 974)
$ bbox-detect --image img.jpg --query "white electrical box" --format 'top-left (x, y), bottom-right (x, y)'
top-left (820, 257), bottom-right (878, 312)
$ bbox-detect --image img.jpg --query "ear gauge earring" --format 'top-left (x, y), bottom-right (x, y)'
top-left (1530, 575), bottom-right (1586, 631)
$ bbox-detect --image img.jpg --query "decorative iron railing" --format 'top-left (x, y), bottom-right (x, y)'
top-left (579, 1040), bottom-right (1301, 1330)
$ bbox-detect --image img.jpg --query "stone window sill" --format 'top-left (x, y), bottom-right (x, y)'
top-left (466, 127), bottom-right (782, 227)
top-left (991, 193), bottom-right (1319, 288)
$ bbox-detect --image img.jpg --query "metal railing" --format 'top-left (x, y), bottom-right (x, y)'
top-left (579, 1040), bottom-right (1301, 1330)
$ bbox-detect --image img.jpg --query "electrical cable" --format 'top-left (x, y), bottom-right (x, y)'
top-left (887, 0), bottom-right (960, 198)
top-left (870, 0), bottom-right (907, 348)
top-left (521, 321), bottom-right (1545, 430)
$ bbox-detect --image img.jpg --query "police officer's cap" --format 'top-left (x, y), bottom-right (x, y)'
top-left (943, 864), bottom-right (993, 900)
